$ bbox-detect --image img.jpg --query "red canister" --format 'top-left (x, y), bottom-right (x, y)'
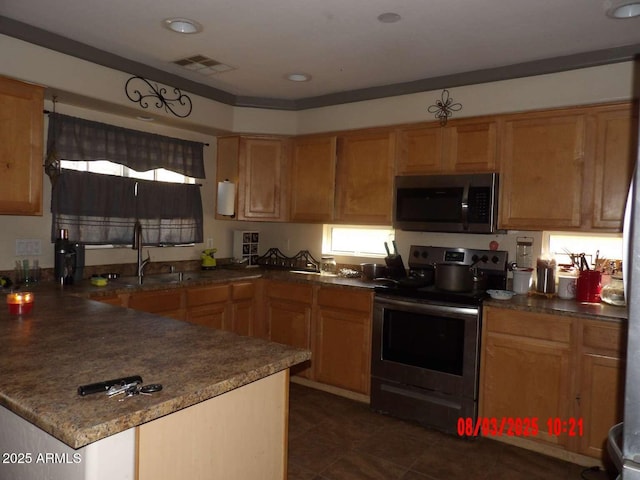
top-left (576, 270), bottom-right (602, 303)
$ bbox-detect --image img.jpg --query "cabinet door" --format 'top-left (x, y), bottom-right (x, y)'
top-left (0, 76), bottom-right (44, 215)
top-left (215, 136), bottom-right (240, 220)
top-left (238, 137), bottom-right (288, 221)
top-left (578, 319), bottom-right (626, 459)
top-left (290, 136), bottom-right (337, 222)
top-left (579, 353), bottom-right (624, 458)
top-left (590, 105), bottom-right (636, 230)
top-left (480, 308), bottom-right (573, 448)
top-left (335, 130), bottom-right (395, 224)
top-left (396, 124), bottom-right (444, 174)
top-left (186, 284), bottom-right (230, 329)
top-left (499, 112), bottom-right (585, 230)
top-left (91, 294), bottom-right (126, 307)
top-left (447, 119), bottom-right (498, 172)
top-left (267, 299), bottom-right (312, 377)
top-left (266, 281), bottom-right (313, 377)
top-left (230, 282), bottom-right (256, 336)
top-left (314, 288), bottom-right (372, 394)
top-left (188, 303), bottom-right (227, 329)
top-left (128, 289), bottom-right (185, 320)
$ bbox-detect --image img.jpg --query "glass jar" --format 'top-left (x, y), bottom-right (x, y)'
top-left (320, 256), bottom-right (337, 274)
top-left (601, 275), bottom-right (626, 306)
top-left (516, 237), bottom-right (534, 269)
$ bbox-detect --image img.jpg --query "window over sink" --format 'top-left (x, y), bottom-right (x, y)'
top-left (322, 225), bottom-right (395, 258)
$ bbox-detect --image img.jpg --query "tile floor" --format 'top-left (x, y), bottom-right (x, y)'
top-left (287, 383), bottom-right (616, 480)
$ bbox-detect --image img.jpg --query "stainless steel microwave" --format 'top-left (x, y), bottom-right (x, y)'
top-left (393, 173), bottom-right (499, 233)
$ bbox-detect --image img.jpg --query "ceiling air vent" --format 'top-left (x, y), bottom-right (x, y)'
top-left (172, 55), bottom-right (235, 76)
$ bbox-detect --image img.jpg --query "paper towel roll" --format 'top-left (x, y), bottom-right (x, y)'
top-left (217, 180), bottom-right (236, 216)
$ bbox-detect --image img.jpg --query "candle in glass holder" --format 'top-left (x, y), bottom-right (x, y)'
top-left (6, 292), bottom-right (34, 315)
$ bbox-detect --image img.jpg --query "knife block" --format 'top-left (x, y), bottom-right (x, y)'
top-left (385, 255), bottom-right (406, 279)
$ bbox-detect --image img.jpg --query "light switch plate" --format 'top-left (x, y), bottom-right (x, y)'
top-left (15, 239), bottom-right (42, 256)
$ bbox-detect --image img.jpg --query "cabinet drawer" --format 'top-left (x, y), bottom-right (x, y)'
top-left (317, 287), bottom-right (372, 313)
top-left (583, 319), bottom-right (626, 353)
top-left (186, 284), bottom-right (230, 307)
top-left (484, 307), bottom-right (571, 343)
top-left (232, 282), bottom-right (255, 301)
top-left (266, 281), bottom-right (313, 303)
top-left (128, 289), bottom-right (183, 313)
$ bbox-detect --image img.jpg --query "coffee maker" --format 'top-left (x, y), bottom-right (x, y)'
top-left (54, 229), bottom-right (85, 285)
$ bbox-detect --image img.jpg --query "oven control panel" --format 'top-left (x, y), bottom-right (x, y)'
top-left (409, 245), bottom-right (508, 273)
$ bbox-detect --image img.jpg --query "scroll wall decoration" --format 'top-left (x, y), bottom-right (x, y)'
top-left (125, 76), bottom-right (193, 118)
top-left (427, 89), bottom-right (462, 126)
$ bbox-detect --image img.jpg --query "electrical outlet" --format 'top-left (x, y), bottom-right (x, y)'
top-left (16, 239), bottom-right (42, 256)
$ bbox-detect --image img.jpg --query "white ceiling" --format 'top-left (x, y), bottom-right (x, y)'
top-left (2, 0), bottom-right (640, 107)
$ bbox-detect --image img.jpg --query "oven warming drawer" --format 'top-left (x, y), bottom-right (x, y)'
top-left (370, 377), bottom-right (477, 434)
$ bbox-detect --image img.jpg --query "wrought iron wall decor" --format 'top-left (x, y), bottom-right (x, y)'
top-left (427, 89), bottom-right (462, 126)
top-left (125, 76), bottom-right (193, 118)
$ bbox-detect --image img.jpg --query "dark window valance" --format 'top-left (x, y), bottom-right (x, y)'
top-left (51, 170), bottom-right (203, 245)
top-left (46, 113), bottom-right (205, 178)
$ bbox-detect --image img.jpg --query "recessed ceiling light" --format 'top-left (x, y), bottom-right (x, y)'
top-left (377, 12), bottom-right (402, 23)
top-left (163, 18), bottom-right (203, 34)
top-left (605, 1), bottom-right (640, 18)
top-left (136, 115), bottom-right (154, 122)
top-left (287, 73), bottom-right (312, 82)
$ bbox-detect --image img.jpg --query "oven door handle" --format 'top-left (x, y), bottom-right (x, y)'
top-left (375, 296), bottom-right (479, 318)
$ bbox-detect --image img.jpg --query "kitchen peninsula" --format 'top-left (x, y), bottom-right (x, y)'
top-left (0, 285), bottom-right (311, 480)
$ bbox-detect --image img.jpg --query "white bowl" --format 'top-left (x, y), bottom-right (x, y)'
top-left (487, 289), bottom-right (515, 300)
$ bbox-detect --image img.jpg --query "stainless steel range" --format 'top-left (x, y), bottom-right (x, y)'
top-left (370, 245), bottom-right (508, 435)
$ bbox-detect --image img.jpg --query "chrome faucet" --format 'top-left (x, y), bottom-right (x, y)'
top-left (133, 221), bottom-right (151, 285)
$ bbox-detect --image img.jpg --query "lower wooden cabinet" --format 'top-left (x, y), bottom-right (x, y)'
top-left (480, 307), bottom-right (572, 449)
top-left (263, 280), bottom-right (374, 393)
top-left (265, 281), bottom-right (314, 378)
top-left (314, 287), bottom-right (372, 395)
top-left (578, 319), bottom-right (626, 458)
top-left (480, 306), bottom-right (626, 462)
top-left (185, 284), bottom-right (230, 329)
top-left (128, 289), bottom-right (186, 321)
top-left (230, 282), bottom-right (256, 336)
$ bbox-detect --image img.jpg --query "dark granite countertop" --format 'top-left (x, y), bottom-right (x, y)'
top-left (484, 292), bottom-right (627, 322)
top-left (0, 284), bottom-right (310, 449)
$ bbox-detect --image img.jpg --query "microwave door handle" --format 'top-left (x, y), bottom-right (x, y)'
top-left (461, 182), bottom-right (470, 231)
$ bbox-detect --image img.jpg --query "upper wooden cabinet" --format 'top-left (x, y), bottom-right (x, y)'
top-left (499, 109), bottom-right (586, 230)
top-left (0, 76), bottom-right (44, 216)
top-left (335, 130), bottom-right (395, 225)
top-left (588, 104), bottom-right (636, 230)
top-left (289, 135), bottom-right (337, 222)
top-left (396, 117), bottom-right (498, 175)
top-left (499, 102), bottom-right (635, 232)
top-left (216, 135), bottom-right (290, 222)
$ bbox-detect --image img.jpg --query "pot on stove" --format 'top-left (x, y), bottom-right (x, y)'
top-left (435, 264), bottom-right (473, 292)
top-left (435, 254), bottom-right (488, 292)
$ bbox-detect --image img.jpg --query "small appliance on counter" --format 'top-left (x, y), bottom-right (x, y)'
top-left (54, 229), bottom-right (84, 285)
top-left (201, 249), bottom-right (217, 270)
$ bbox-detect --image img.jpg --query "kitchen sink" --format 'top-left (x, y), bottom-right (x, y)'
top-left (111, 272), bottom-right (203, 286)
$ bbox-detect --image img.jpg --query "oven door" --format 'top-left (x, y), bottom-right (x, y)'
top-left (371, 295), bottom-right (480, 400)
